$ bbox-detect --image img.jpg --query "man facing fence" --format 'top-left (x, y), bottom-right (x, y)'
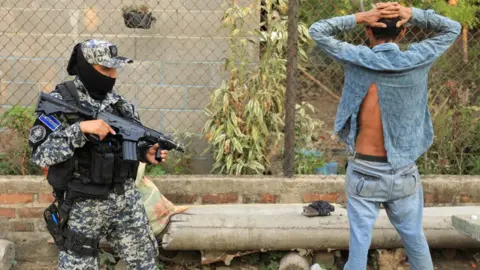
top-left (29, 39), bottom-right (167, 270)
top-left (308, 2), bottom-right (460, 269)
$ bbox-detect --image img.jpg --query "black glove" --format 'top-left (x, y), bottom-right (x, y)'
top-left (302, 200), bottom-right (335, 217)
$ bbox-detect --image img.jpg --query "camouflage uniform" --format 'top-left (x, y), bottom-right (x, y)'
top-left (30, 40), bottom-right (159, 270)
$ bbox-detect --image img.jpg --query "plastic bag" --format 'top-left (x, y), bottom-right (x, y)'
top-left (135, 163), bottom-right (188, 236)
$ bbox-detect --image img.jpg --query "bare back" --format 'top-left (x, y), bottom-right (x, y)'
top-left (355, 83), bottom-right (387, 156)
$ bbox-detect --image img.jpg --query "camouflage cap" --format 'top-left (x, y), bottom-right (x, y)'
top-left (80, 39), bottom-right (133, 69)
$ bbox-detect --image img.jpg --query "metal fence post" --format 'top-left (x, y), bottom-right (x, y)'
top-left (284, 0), bottom-right (300, 177)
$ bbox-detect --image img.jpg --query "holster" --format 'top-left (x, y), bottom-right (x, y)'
top-left (44, 202), bottom-right (66, 251)
top-left (43, 198), bottom-right (100, 257)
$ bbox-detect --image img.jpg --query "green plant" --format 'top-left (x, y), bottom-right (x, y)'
top-left (241, 252), bottom-right (261, 265)
top-left (294, 102), bottom-right (325, 174)
top-left (295, 151), bottom-right (325, 174)
top-left (145, 164), bottom-right (167, 176)
top-left (1, 106), bottom-right (36, 133)
top-left (121, 4), bottom-right (151, 14)
top-left (260, 260), bottom-right (280, 270)
top-left (162, 131), bottom-right (198, 175)
top-left (0, 106), bottom-right (41, 175)
top-left (203, 0), bottom-right (317, 175)
top-left (417, 35), bottom-right (480, 175)
top-left (418, 97), bottom-right (480, 175)
top-left (258, 251), bottom-right (285, 270)
top-left (431, 0), bottom-right (480, 28)
top-left (98, 250), bottom-right (117, 270)
top-left (145, 131), bottom-right (199, 175)
top-left (203, 1), bottom-right (285, 175)
top-left (237, 251), bottom-right (286, 270)
top-left (156, 261), bottom-right (165, 270)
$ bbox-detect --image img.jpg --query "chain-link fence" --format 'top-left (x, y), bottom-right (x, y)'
top-left (299, 0), bottom-right (479, 176)
top-left (0, 0), bottom-right (478, 176)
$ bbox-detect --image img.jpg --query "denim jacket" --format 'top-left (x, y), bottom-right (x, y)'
top-left (308, 8), bottom-right (461, 168)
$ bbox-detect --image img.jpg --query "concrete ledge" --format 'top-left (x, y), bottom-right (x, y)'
top-left (163, 205), bottom-right (480, 250)
top-left (452, 215), bottom-right (480, 242)
top-left (0, 176), bottom-right (51, 194)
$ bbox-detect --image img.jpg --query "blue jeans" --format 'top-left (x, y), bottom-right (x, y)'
top-left (343, 158), bottom-right (433, 270)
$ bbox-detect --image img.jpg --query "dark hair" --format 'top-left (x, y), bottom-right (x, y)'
top-left (369, 17), bottom-right (404, 41)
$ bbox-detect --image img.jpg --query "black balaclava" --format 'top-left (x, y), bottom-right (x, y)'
top-left (66, 43), bottom-right (116, 100)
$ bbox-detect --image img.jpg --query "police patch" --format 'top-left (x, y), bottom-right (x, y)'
top-left (29, 125), bottom-right (46, 144)
top-left (38, 114), bottom-right (61, 131)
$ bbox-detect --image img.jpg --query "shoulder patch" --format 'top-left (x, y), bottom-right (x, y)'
top-left (29, 125), bottom-right (47, 144)
top-left (38, 114), bottom-right (61, 131)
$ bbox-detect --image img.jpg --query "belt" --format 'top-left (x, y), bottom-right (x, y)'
top-left (354, 152), bottom-right (388, 163)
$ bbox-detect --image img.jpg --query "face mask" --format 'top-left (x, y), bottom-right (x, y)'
top-left (67, 44), bottom-right (116, 100)
top-left (76, 46), bottom-right (116, 100)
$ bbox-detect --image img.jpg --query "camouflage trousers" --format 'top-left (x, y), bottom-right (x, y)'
top-left (58, 180), bottom-right (159, 270)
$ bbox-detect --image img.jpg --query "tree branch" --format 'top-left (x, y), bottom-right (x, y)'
top-left (300, 69), bottom-right (341, 101)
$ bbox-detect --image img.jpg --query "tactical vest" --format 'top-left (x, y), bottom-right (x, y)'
top-left (46, 81), bottom-right (139, 201)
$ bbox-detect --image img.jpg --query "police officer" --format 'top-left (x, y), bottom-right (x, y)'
top-left (29, 39), bottom-right (165, 270)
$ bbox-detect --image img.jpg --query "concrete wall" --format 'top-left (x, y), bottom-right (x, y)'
top-left (0, 0), bottom-right (259, 173)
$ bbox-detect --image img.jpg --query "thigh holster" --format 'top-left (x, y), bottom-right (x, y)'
top-left (61, 228), bottom-right (100, 257)
top-left (44, 200), bottom-right (100, 257)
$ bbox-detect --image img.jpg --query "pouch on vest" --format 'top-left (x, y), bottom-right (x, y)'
top-left (89, 150), bottom-right (114, 185)
top-left (114, 159), bottom-right (138, 182)
top-left (47, 159), bottom-right (74, 192)
top-left (67, 178), bottom-right (111, 200)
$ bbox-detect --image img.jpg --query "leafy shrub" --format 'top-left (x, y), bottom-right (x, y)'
top-left (203, 0), bottom-right (322, 175)
top-left (0, 106), bottom-right (42, 175)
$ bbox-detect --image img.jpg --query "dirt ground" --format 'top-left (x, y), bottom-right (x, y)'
top-left (10, 260), bottom-right (479, 270)
top-left (11, 249), bottom-right (480, 270)
top-left (430, 249), bottom-right (479, 270)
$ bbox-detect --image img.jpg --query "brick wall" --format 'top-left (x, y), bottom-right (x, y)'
top-left (0, 177), bottom-right (53, 233)
top-left (2, 175), bottom-right (479, 235)
top-left (151, 175), bottom-right (480, 206)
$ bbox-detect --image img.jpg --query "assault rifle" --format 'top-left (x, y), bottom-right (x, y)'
top-left (34, 92), bottom-right (185, 161)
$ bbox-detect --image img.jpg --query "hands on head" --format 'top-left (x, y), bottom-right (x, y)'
top-left (376, 2), bottom-right (412, 27)
top-left (360, 2), bottom-right (412, 28)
